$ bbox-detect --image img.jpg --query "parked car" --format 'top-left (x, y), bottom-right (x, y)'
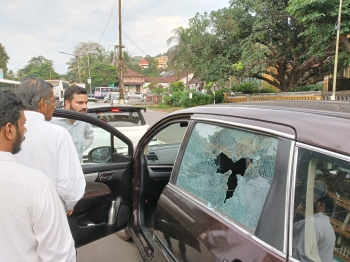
top-left (125, 92), bottom-right (144, 101)
top-left (51, 100), bottom-right (350, 262)
top-left (82, 106), bottom-right (150, 161)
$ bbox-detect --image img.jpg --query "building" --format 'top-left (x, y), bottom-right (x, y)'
top-left (156, 56), bottom-right (168, 69)
top-left (123, 69), bottom-right (146, 93)
top-left (139, 59), bottom-right (149, 70)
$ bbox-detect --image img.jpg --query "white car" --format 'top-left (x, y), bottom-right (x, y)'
top-left (83, 106), bottom-right (150, 161)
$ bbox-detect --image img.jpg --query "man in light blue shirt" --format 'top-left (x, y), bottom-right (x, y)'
top-left (51, 86), bottom-right (94, 162)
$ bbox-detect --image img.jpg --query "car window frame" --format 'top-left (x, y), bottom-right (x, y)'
top-left (289, 143), bottom-right (350, 261)
top-left (168, 117), bottom-right (295, 256)
top-left (53, 108), bottom-right (134, 159)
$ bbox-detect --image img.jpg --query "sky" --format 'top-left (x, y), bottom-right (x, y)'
top-left (0, 0), bottom-right (229, 75)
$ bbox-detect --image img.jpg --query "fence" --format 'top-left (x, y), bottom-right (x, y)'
top-left (224, 91), bottom-right (350, 103)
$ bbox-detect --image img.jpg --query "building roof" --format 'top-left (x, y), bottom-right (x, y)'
top-left (145, 76), bottom-right (177, 83)
top-left (139, 59), bottom-right (149, 66)
top-left (123, 69), bottom-right (146, 78)
top-left (188, 77), bottom-right (202, 85)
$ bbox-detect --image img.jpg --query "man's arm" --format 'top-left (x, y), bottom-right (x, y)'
top-left (57, 128), bottom-right (86, 211)
top-left (33, 182), bottom-right (76, 262)
top-left (83, 123), bottom-right (94, 151)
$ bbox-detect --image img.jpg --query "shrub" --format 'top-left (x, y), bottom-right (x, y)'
top-left (259, 87), bottom-right (276, 93)
top-left (233, 81), bottom-right (259, 94)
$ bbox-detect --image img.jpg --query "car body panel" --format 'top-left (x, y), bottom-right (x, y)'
top-left (52, 101), bottom-right (350, 261)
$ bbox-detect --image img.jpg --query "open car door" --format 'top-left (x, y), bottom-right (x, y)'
top-left (52, 109), bottom-right (134, 248)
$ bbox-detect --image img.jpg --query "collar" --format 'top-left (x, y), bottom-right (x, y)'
top-left (0, 151), bottom-right (17, 163)
top-left (314, 212), bottom-right (330, 221)
top-left (53, 117), bottom-right (76, 125)
top-left (24, 110), bottom-right (45, 122)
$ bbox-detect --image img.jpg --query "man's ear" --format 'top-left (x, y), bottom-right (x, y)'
top-left (38, 97), bottom-right (48, 111)
top-left (3, 122), bottom-right (16, 140)
top-left (64, 100), bottom-right (70, 109)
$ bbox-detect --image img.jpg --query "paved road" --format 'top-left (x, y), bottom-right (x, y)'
top-left (77, 104), bottom-right (170, 262)
top-left (77, 234), bottom-right (143, 262)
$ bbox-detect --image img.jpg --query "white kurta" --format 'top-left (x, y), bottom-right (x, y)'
top-left (50, 117), bottom-right (94, 162)
top-left (0, 152), bottom-right (76, 262)
top-left (15, 111), bottom-right (86, 211)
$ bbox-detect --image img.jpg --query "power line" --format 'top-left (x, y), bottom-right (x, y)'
top-left (98, 0), bottom-right (118, 43)
top-left (89, 0), bottom-right (116, 42)
top-left (122, 30), bottom-right (151, 57)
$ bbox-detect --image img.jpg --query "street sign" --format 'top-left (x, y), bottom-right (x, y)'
top-left (87, 79), bottom-right (91, 84)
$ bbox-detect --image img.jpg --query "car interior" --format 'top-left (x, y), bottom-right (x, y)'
top-left (136, 120), bottom-right (189, 247)
top-left (52, 110), bottom-right (134, 248)
top-left (293, 148), bottom-right (350, 261)
top-left (53, 108), bottom-right (189, 249)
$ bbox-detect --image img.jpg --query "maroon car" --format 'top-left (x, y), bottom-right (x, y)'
top-left (53, 100), bottom-right (350, 262)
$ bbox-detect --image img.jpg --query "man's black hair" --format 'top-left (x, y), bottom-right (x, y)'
top-left (64, 85), bottom-right (87, 102)
top-left (0, 90), bottom-right (23, 129)
top-left (317, 194), bottom-right (335, 214)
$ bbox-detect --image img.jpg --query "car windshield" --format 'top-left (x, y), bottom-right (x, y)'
top-left (88, 110), bottom-right (146, 128)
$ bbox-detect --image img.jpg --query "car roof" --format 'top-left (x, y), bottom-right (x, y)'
top-left (87, 106), bottom-right (146, 113)
top-left (171, 101), bottom-right (350, 155)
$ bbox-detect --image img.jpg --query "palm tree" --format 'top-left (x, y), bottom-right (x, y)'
top-left (166, 26), bottom-right (193, 88)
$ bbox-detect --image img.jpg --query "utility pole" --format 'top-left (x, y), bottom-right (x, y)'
top-left (118, 0), bottom-right (125, 104)
top-left (331, 0), bottom-right (343, 100)
top-left (87, 54), bottom-right (92, 95)
top-left (77, 57), bottom-right (81, 83)
top-left (58, 51), bottom-right (82, 84)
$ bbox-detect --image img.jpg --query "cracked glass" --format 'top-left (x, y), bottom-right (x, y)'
top-left (176, 122), bottom-right (278, 232)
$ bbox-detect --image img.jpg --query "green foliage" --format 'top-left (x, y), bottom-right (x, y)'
top-left (169, 81), bottom-right (185, 93)
top-left (163, 91), bottom-right (216, 108)
top-left (65, 42), bottom-right (109, 84)
top-left (90, 62), bottom-right (118, 88)
top-left (214, 89), bottom-right (225, 103)
top-left (155, 103), bottom-right (170, 109)
top-left (164, 0), bottom-right (348, 91)
top-left (0, 43), bottom-right (9, 77)
top-left (288, 0), bottom-right (350, 55)
top-left (233, 81), bottom-right (259, 94)
top-left (17, 56), bottom-right (60, 80)
top-left (141, 56), bottom-right (159, 77)
top-left (259, 86), bottom-right (276, 93)
top-left (286, 84), bottom-right (323, 92)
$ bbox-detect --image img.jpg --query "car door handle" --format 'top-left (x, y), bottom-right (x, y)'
top-left (99, 172), bottom-right (114, 181)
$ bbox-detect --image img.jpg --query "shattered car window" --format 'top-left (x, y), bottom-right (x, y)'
top-left (176, 122), bottom-right (278, 232)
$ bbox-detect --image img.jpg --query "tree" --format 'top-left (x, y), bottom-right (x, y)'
top-left (141, 56), bottom-right (159, 77)
top-left (18, 56), bottom-right (60, 80)
top-left (6, 70), bottom-right (17, 80)
top-left (288, 0), bottom-right (350, 53)
top-left (169, 81), bottom-right (185, 93)
top-left (0, 43), bottom-right (10, 77)
top-left (66, 42), bottom-right (108, 84)
top-left (167, 27), bottom-right (193, 74)
top-left (90, 62), bottom-right (118, 88)
top-left (173, 0), bottom-right (341, 91)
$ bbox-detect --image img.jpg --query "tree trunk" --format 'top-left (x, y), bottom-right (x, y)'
top-left (340, 34), bottom-right (350, 52)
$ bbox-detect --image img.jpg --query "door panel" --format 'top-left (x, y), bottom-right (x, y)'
top-left (52, 109), bottom-right (133, 248)
top-left (153, 121), bottom-right (292, 261)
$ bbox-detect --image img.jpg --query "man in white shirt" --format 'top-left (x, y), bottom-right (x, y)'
top-left (15, 78), bottom-right (86, 215)
top-left (51, 85), bottom-right (94, 162)
top-left (0, 90), bottom-right (76, 261)
top-left (292, 190), bottom-right (336, 261)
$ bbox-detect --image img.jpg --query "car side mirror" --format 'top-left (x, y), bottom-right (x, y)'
top-left (88, 146), bottom-right (114, 163)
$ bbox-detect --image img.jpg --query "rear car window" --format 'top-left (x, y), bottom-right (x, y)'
top-left (88, 110), bottom-right (146, 127)
top-left (176, 122), bottom-right (278, 233)
top-left (292, 147), bottom-right (350, 262)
